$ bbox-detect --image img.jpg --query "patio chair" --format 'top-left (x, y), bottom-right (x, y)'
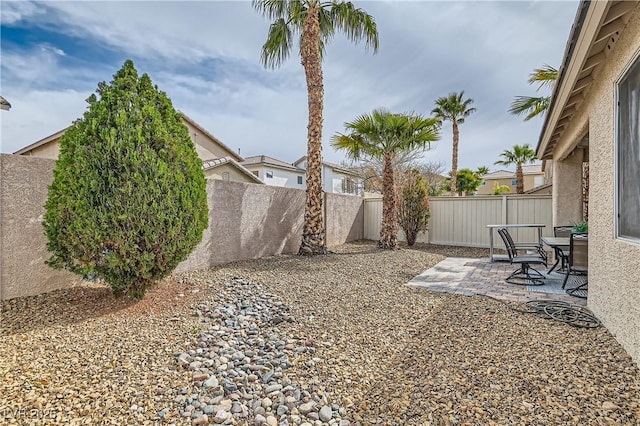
top-left (562, 232), bottom-right (588, 297)
top-left (551, 225), bottom-right (573, 272)
top-left (501, 227), bottom-right (548, 264)
top-left (497, 228), bottom-right (547, 286)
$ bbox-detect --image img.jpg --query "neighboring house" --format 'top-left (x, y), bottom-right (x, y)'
top-left (13, 112), bottom-right (262, 184)
top-left (242, 155), bottom-right (306, 189)
top-left (293, 156), bottom-right (363, 196)
top-left (536, 1), bottom-right (640, 363)
top-left (242, 155), bottom-right (363, 196)
top-left (476, 164), bottom-right (545, 195)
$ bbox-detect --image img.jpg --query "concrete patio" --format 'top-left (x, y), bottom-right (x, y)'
top-left (407, 257), bottom-right (587, 306)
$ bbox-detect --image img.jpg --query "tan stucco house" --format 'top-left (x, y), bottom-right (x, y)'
top-left (13, 112), bottom-right (262, 184)
top-left (537, 0), bottom-right (640, 363)
top-left (477, 164), bottom-right (545, 195)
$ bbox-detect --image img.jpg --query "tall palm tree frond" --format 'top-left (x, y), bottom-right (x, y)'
top-left (508, 95), bottom-right (550, 121)
top-left (330, 1), bottom-right (379, 52)
top-left (261, 19), bottom-right (295, 69)
top-left (527, 64), bottom-right (558, 91)
top-left (510, 64), bottom-right (558, 120)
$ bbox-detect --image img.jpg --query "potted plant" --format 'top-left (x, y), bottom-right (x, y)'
top-left (572, 221), bottom-right (588, 233)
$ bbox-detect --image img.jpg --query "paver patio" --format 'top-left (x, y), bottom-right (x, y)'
top-left (407, 257), bottom-right (587, 306)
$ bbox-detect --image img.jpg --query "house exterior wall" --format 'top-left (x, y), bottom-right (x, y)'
top-left (204, 163), bottom-right (256, 183)
top-left (18, 119), bottom-right (223, 163)
top-left (0, 155), bottom-right (82, 300)
top-left (477, 173), bottom-right (544, 195)
top-left (578, 6), bottom-right (640, 363)
top-left (241, 164), bottom-right (305, 189)
top-left (20, 142), bottom-right (61, 159)
top-left (477, 178), bottom-right (516, 195)
top-left (181, 120), bottom-right (237, 161)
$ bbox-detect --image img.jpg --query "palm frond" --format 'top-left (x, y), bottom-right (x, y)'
top-left (329, 1), bottom-right (379, 53)
top-left (508, 96), bottom-right (550, 121)
top-left (528, 64), bottom-right (558, 91)
top-left (252, 0), bottom-right (290, 20)
top-left (432, 91), bottom-right (475, 123)
top-left (261, 18), bottom-right (294, 69)
top-left (494, 144), bottom-right (537, 166)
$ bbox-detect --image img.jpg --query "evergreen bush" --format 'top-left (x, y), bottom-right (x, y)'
top-left (43, 60), bottom-right (208, 299)
top-left (397, 170), bottom-right (430, 246)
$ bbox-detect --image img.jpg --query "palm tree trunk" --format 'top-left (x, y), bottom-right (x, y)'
top-left (516, 164), bottom-right (524, 194)
top-left (378, 151), bottom-right (397, 249)
top-left (298, 5), bottom-right (326, 256)
top-left (451, 121), bottom-right (459, 193)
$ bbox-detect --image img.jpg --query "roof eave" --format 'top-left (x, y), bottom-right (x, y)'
top-left (536, 0), bottom-right (611, 159)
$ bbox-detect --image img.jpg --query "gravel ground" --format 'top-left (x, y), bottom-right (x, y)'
top-left (1, 241), bottom-right (639, 425)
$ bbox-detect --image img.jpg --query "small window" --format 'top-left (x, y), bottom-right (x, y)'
top-left (511, 180), bottom-right (517, 186)
top-left (297, 176), bottom-right (303, 185)
top-left (341, 177), bottom-right (356, 194)
top-left (616, 53), bottom-right (640, 242)
top-left (222, 172), bottom-right (230, 181)
top-left (252, 171), bottom-right (259, 177)
top-left (266, 171), bottom-right (273, 179)
top-left (481, 181), bottom-right (486, 186)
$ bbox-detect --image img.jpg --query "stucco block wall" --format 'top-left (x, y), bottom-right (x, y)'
top-left (0, 154), bottom-right (81, 300)
top-left (176, 180), bottom-right (306, 271)
top-left (325, 193), bottom-right (364, 246)
top-left (1, 155), bottom-right (364, 299)
top-left (582, 6), bottom-right (640, 363)
top-left (177, 181), bottom-right (365, 272)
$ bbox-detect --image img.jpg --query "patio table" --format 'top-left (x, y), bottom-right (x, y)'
top-left (487, 224), bottom-right (546, 262)
top-left (541, 236), bottom-right (570, 273)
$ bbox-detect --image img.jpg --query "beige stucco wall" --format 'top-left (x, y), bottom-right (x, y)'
top-left (559, 5), bottom-right (640, 363)
top-left (182, 120), bottom-right (237, 161)
top-left (0, 155), bottom-right (81, 300)
top-left (0, 155), bottom-right (364, 299)
top-left (21, 142), bottom-right (61, 159)
top-left (552, 148), bottom-right (585, 225)
top-left (325, 192), bottom-right (364, 245)
top-left (204, 163), bottom-right (256, 183)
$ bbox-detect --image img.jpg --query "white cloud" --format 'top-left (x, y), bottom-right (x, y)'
top-left (0, 1), bottom-right (42, 25)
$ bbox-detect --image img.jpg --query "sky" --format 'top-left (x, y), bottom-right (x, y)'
top-left (0, 0), bottom-right (579, 172)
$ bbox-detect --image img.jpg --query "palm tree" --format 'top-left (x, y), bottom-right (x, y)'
top-left (253, 0), bottom-right (378, 256)
top-left (331, 109), bottom-right (440, 249)
top-left (494, 144), bottom-right (538, 194)
top-left (475, 165), bottom-right (490, 176)
top-left (432, 91), bottom-right (476, 193)
top-left (509, 65), bottom-right (558, 121)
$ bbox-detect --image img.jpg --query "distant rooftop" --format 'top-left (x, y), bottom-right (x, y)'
top-left (242, 155), bottom-right (303, 172)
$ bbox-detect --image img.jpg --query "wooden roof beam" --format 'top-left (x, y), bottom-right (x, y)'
top-left (573, 75), bottom-right (594, 92)
top-left (603, 1), bottom-right (638, 25)
top-left (583, 52), bottom-right (605, 71)
top-left (594, 17), bottom-right (625, 43)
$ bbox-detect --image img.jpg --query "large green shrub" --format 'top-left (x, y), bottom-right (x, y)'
top-left (44, 60), bottom-right (208, 299)
top-left (397, 169), bottom-right (430, 246)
